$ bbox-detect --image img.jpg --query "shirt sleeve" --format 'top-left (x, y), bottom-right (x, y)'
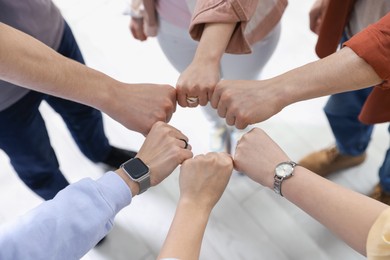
top-left (343, 12), bottom-right (390, 89)
top-left (366, 207), bottom-right (390, 259)
top-left (0, 171), bottom-right (132, 260)
top-left (189, 0), bottom-right (258, 54)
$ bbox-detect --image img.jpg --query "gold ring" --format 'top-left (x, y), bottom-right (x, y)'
top-left (186, 96), bottom-right (199, 104)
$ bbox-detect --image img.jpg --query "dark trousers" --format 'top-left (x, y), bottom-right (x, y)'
top-left (0, 21), bottom-right (111, 200)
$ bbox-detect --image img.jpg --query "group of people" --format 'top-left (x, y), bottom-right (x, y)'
top-left (1, 0), bottom-right (390, 259)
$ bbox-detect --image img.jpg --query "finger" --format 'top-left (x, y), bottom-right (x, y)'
top-left (225, 114), bottom-right (235, 126)
top-left (187, 99), bottom-right (199, 107)
top-left (176, 89), bottom-right (188, 107)
top-left (138, 33), bottom-right (147, 41)
top-left (130, 26), bottom-right (138, 40)
top-left (198, 92), bottom-right (208, 106)
top-left (210, 85), bottom-right (221, 109)
top-left (233, 162), bottom-right (244, 174)
top-left (166, 111), bottom-right (173, 123)
top-left (186, 95), bottom-right (199, 108)
top-left (217, 102), bottom-right (227, 118)
top-left (171, 93), bottom-right (177, 113)
top-left (169, 129), bottom-right (189, 143)
top-left (235, 118), bottom-right (248, 130)
top-left (178, 138), bottom-right (190, 150)
top-left (153, 122), bottom-right (185, 139)
top-left (179, 149), bottom-right (194, 164)
top-left (165, 98), bottom-right (176, 123)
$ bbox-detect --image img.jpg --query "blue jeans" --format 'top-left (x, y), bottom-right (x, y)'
top-left (324, 35), bottom-right (390, 192)
top-left (0, 21), bottom-right (111, 200)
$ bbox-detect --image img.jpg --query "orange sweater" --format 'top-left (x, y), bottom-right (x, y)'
top-left (344, 12), bottom-right (390, 124)
top-left (316, 0), bottom-right (390, 124)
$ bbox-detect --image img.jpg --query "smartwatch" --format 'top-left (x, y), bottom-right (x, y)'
top-left (120, 158), bottom-right (150, 194)
top-left (274, 161), bottom-right (297, 197)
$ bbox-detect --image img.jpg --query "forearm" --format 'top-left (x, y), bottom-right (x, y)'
top-left (193, 22), bottom-right (236, 65)
top-left (158, 199), bottom-right (211, 260)
top-left (280, 167), bottom-right (388, 255)
top-left (275, 47), bottom-right (383, 107)
top-left (0, 22), bottom-right (117, 112)
top-left (0, 172), bottom-right (132, 259)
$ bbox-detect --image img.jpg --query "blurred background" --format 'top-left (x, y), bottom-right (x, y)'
top-left (0, 0), bottom-right (387, 259)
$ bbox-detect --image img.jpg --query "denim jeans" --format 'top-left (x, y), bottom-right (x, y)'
top-left (0, 21), bottom-right (111, 200)
top-left (324, 34), bottom-right (390, 191)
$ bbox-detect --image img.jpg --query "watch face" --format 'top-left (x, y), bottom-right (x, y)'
top-left (122, 158), bottom-right (149, 180)
top-left (275, 162), bottom-right (294, 178)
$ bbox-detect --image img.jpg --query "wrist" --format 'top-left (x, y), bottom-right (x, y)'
top-left (271, 74), bottom-right (299, 108)
top-left (193, 23), bottom-right (235, 65)
top-left (178, 197), bottom-right (214, 217)
top-left (115, 168), bottom-right (140, 196)
top-left (93, 76), bottom-right (122, 112)
top-left (192, 51), bottom-right (221, 67)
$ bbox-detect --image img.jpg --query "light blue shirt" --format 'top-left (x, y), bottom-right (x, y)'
top-left (0, 172), bottom-right (132, 260)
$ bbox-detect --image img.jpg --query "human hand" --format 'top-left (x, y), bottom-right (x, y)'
top-left (104, 83), bottom-right (176, 136)
top-left (234, 128), bottom-right (290, 189)
top-left (136, 122), bottom-right (193, 187)
top-left (309, 0), bottom-right (329, 34)
top-left (179, 152), bottom-right (233, 211)
top-left (211, 79), bottom-right (285, 129)
top-left (129, 17), bottom-right (147, 41)
top-left (176, 59), bottom-right (220, 108)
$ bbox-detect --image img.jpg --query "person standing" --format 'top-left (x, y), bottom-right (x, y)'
top-left (128, 0), bottom-right (286, 154)
top-left (297, 0), bottom-right (390, 204)
top-left (0, 1), bottom-right (138, 200)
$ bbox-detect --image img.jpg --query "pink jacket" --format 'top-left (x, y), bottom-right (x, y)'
top-left (137, 0), bottom-right (287, 54)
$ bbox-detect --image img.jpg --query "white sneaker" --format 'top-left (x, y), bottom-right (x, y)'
top-left (209, 125), bottom-right (230, 153)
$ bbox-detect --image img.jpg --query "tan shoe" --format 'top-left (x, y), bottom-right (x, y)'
top-left (298, 146), bottom-right (366, 177)
top-left (370, 184), bottom-right (390, 205)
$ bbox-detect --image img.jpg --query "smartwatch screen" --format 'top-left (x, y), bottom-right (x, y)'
top-left (122, 158), bottom-right (149, 179)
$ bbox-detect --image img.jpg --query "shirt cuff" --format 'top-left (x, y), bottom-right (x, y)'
top-left (95, 171), bottom-right (133, 214)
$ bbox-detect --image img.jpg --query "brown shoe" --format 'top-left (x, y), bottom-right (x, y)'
top-left (298, 146), bottom-right (366, 177)
top-left (370, 184), bottom-right (390, 205)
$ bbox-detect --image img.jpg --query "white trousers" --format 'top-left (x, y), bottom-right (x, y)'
top-left (157, 18), bottom-right (281, 127)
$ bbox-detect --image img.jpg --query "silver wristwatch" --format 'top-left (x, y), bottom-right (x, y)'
top-left (120, 158), bottom-right (150, 194)
top-left (274, 161), bottom-right (297, 197)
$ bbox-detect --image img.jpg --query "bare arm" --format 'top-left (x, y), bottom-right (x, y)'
top-left (0, 22), bottom-right (176, 135)
top-left (176, 22), bottom-right (236, 107)
top-left (0, 23), bottom-right (117, 109)
top-left (158, 153), bottom-right (233, 259)
top-left (277, 47), bottom-right (383, 106)
top-left (212, 47), bottom-right (383, 129)
top-left (283, 166), bottom-right (387, 256)
top-left (234, 128), bottom-right (388, 256)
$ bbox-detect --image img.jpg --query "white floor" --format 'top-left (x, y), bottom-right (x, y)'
top-left (1, 0), bottom-right (389, 259)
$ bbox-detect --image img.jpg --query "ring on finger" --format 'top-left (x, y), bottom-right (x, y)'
top-left (186, 96), bottom-right (199, 104)
top-left (179, 138), bottom-right (189, 149)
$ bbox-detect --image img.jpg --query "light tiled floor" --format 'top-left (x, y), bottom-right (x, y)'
top-left (0, 0), bottom-right (389, 259)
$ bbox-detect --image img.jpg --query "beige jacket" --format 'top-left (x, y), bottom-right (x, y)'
top-left (130, 0), bottom-right (287, 54)
top-left (367, 207), bottom-right (390, 259)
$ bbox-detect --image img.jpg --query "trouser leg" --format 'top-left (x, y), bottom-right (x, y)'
top-left (324, 88), bottom-right (374, 156)
top-left (49, 20), bottom-right (111, 162)
top-left (0, 91), bottom-right (69, 200)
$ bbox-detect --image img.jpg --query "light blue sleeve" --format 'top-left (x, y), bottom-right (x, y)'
top-left (0, 171), bottom-right (132, 260)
